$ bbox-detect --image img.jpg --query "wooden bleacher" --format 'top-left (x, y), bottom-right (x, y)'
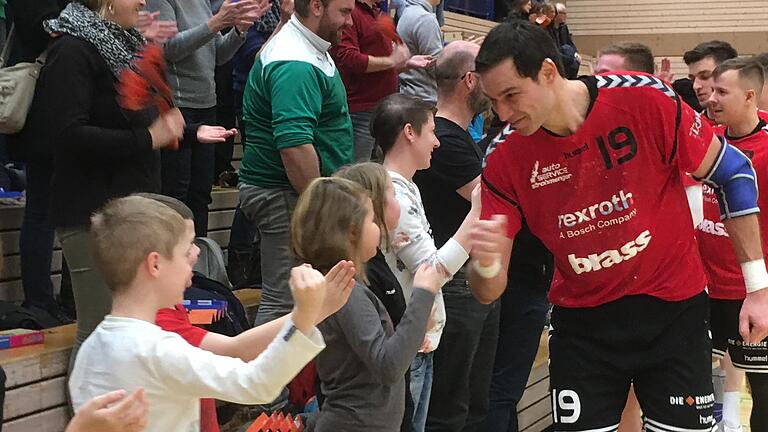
top-left (0, 143), bottom-right (244, 304)
top-left (568, 0), bottom-right (768, 58)
top-left (518, 333), bottom-right (552, 432)
top-left (442, 11), bottom-right (498, 42)
top-left (578, 54), bottom-right (691, 79)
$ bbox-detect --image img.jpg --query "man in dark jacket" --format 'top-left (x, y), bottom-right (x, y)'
top-left (554, 2), bottom-right (580, 78)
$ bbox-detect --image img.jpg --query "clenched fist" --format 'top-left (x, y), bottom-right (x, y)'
top-left (290, 264), bottom-right (327, 335)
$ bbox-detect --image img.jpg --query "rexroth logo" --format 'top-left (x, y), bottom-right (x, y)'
top-left (558, 190), bottom-right (635, 229)
top-left (568, 230), bottom-right (652, 274)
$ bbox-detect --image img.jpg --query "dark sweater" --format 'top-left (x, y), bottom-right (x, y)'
top-left (314, 283), bottom-right (434, 431)
top-left (23, 35), bottom-right (160, 227)
top-left (366, 250), bottom-right (407, 326)
top-left (6, 0), bottom-right (69, 64)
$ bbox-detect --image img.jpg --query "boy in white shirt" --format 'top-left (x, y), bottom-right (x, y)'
top-left (69, 195), bottom-right (328, 432)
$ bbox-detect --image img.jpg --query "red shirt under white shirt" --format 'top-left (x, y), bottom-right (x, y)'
top-left (155, 305), bottom-right (219, 432)
top-left (697, 121), bottom-right (768, 300)
top-left (481, 73), bottom-right (714, 308)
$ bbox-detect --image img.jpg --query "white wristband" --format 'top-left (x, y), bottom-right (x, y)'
top-left (473, 257), bottom-right (501, 279)
top-left (740, 259), bottom-right (768, 293)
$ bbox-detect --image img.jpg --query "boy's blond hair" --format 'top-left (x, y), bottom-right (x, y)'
top-left (90, 196), bottom-right (188, 291)
top-left (291, 177), bottom-right (370, 282)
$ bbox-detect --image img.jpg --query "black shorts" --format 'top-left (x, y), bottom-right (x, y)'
top-left (710, 297), bottom-right (768, 373)
top-left (549, 292), bottom-right (715, 431)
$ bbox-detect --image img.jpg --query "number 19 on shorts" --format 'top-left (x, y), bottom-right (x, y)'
top-left (552, 389), bottom-right (582, 424)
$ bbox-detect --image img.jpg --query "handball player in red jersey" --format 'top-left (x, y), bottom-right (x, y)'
top-left (469, 22), bottom-right (768, 432)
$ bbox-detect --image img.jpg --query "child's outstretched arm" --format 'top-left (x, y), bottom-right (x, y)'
top-left (333, 264), bottom-right (440, 384)
top-left (199, 261), bottom-right (355, 361)
top-left (153, 266), bottom-right (329, 404)
top-left (391, 182), bottom-right (479, 281)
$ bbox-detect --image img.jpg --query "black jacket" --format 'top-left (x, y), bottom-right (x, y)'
top-left (6, 0), bottom-right (70, 161)
top-left (557, 23), bottom-right (576, 49)
top-left (6, 0), bottom-right (70, 64)
top-left (23, 35), bottom-right (160, 227)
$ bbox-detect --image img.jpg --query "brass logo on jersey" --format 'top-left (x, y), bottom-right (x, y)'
top-left (568, 230), bottom-right (652, 274)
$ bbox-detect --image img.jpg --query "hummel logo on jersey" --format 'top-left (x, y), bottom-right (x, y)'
top-left (568, 230), bottom-right (652, 274)
top-left (530, 161), bottom-right (571, 189)
top-left (482, 124), bottom-right (515, 169)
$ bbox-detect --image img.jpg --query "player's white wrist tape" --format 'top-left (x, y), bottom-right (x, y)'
top-left (473, 257), bottom-right (501, 279)
top-left (741, 259), bottom-right (768, 293)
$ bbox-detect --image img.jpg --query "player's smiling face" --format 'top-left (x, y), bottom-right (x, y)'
top-left (709, 69), bottom-right (754, 125)
top-left (480, 57), bottom-right (556, 136)
top-left (688, 56), bottom-right (718, 109)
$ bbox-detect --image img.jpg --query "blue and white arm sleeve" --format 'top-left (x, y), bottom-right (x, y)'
top-left (698, 136), bottom-right (759, 220)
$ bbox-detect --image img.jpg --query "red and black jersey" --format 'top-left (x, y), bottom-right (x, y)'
top-left (701, 109), bottom-right (768, 135)
top-left (481, 73), bottom-right (714, 308)
top-left (697, 121), bottom-right (768, 300)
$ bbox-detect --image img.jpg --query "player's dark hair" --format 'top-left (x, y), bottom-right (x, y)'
top-left (370, 94), bottom-right (436, 156)
top-left (753, 52), bottom-right (768, 71)
top-left (294, 0), bottom-right (331, 18)
top-left (598, 42), bottom-right (655, 74)
top-left (476, 21), bottom-right (565, 79)
top-left (713, 57), bottom-right (765, 93)
top-left (683, 41), bottom-right (738, 66)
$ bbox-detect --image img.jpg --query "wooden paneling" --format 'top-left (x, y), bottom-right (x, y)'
top-left (568, 0), bottom-right (768, 56)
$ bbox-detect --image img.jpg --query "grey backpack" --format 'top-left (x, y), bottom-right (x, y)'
top-left (193, 237), bottom-right (232, 288)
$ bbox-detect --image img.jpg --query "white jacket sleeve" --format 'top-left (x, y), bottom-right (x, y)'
top-left (150, 320), bottom-right (324, 404)
top-left (391, 180), bottom-right (469, 281)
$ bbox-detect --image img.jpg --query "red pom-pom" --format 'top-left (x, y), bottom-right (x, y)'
top-left (117, 69), bottom-right (151, 111)
top-left (116, 43), bottom-right (173, 113)
top-left (376, 15), bottom-right (402, 44)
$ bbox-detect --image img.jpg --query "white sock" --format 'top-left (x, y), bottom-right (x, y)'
top-left (723, 391), bottom-right (741, 428)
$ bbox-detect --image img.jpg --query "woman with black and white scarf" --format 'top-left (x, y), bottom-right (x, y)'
top-left (22, 0), bottom-right (185, 372)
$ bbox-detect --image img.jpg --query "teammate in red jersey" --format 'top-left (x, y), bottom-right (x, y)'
top-left (753, 53), bottom-right (768, 112)
top-left (470, 22), bottom-right (768, 431)
top-left (684, 41), bottom-right (739, 131)
top-left (698, 58), bottom-right (768, 432)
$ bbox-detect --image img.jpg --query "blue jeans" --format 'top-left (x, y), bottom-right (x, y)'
top-left (481, 282), bottom-right (549, 432)
top-left (410, 352), bottom-right (434, 432)
top-left (426, 270), bottom-right (500, 432)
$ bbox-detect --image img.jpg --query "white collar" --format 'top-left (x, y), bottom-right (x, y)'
top-left (290, 15), bottom-right (332, 54)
